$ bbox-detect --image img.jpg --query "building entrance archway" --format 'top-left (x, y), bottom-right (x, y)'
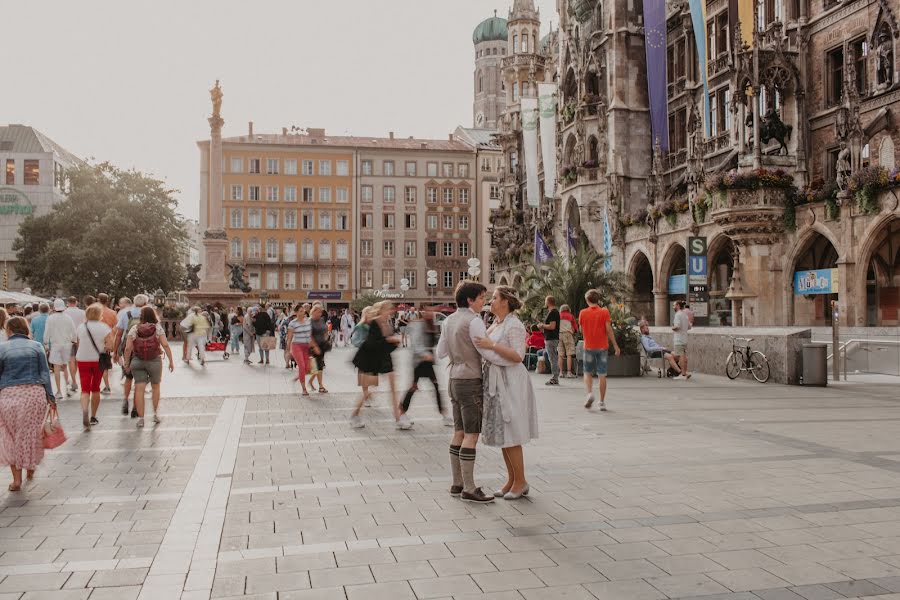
top-left (865, 218), bottom-right (900, 326)
top-left (792, 232), bottom-right (839, 326)
top-left (708, 237), bottom-right (735, 326)
top-left (629, 252), bottom-right (654, 324)
top-left (661, 244), bottom-right (686, 324)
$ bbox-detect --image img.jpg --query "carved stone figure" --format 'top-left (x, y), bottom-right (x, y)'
top-left (836, 143), bottom-right (852, 191)
top-left (760, 109), bottom-right (793, 155)
top-left (183, 264), bottom-right (201, 291)
top-left (877, 29), bottom-right (894, 87)
top-left (210, 80), bottom-right (223, 118)
top-left (227, 263), bottom-right (252, 293)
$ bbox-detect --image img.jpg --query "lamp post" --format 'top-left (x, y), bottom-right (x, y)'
top-left (400, 278), bottom-right (410, 305)
top-left (154, 288), bottom-right (165, 309)
top-left (260, 289), bottom-right (269, 305)
top-left (426, 270), bottom-right (438, 306)
top-left (166, 292), bottom-right (177, 309)
top-left (467, 258), bottom-right (482, 282)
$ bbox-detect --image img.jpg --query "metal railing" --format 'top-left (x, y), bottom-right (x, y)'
top-left (825, 338), bottom-right (900, 380)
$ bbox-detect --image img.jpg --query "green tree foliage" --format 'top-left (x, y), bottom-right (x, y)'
top-left (14, 162), bottom-right (188, 300)
top-left (513, 243), bottom-right (632, 324)
top-left (350, 292), bottom-right (382, 314)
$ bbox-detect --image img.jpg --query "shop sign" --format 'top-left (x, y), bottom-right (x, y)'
top-left (308, 291), bottom-right (342, 300)
top-left (375, 290), bottom-right (405, 299)
top-left (793, 268), bottom-right (838, 295)
top-left (668, 274), bottom-right (686, 295)
top-left (0, 188), bottom-right (34, 215)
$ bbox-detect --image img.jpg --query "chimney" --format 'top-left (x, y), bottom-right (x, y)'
top-left (282, 127), bottom-right (288, 136)
top-left (308, 128), bottom-right (326, 138)
top-left (248, 121), bottom-right (254, 136)
top-left (448, 133), bottom-right (455, 142)
top-left (389, 131), bottom-right (394, 140)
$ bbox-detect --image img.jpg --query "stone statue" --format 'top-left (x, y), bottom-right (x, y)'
top-left (877, 29), bottom-right (894, 87)
top-left (760, 108), bottom-right (793, 155)
top-left (227, 263), bottom-right (251, 293)
top-left (210, 80), bottom-right (223, 118)
top-left (183, 264), bottom-right (201, 291)
top-left (836, 143), bottom-right (852, 191)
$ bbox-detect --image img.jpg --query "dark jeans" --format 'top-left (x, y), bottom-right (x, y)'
top-left (402, 361), bottom-right (443, 414)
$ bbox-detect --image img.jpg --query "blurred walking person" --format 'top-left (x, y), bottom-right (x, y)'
top-left (254, 305), bottom-right (275, 365)
top-left (114, 295), bottom-right (146, 417)
top-left (229, 307), bottom-right (244, 356)
top-left (44, 299), bottom-right (76, 400)
top-left (185, 306), bottom-right (210, 366)
top-left (399, 311), bottom-right (450, 429)
top-left (124, 306), bottom-right (175, 428)
top-left (350, 302), bottom-right (401, 429)
top-left (308, 306), bottom-right (330, 392)
top-left (74, 304), bottom-right (113, 429)
top-left (63, 296), bottom-right (86, 394)
top-left (286, 304), bottom-right (313, 396)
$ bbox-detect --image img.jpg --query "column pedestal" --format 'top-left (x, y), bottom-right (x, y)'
top-left (654, 292), bottom-right (669, 326)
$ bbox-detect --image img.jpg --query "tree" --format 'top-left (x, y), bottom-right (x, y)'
top-left (350, 292), bottom-right (382, 314)
top-left (513, 243), bottom-right (632, 323)
top-left (14, 162), bottom-right (188, 300)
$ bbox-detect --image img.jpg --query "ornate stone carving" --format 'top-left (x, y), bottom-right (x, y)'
top-left (210, 80), bottom-right (223, 119)
top-left (227, 263), bottom-right (251, 293)
top-left (183, 264), bottom-right (201, 291)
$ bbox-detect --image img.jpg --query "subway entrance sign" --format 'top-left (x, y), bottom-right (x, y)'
top-left (687, 236), bottom-right (708, 324)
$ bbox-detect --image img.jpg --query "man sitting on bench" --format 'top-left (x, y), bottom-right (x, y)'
top-left (639, 322), bottom-right (682, 377)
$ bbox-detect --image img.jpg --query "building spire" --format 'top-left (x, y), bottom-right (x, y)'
top-left (509, 0), bottom-right (539, 22)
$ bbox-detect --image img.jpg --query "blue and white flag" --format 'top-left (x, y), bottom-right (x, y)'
top-left (535, 228), bottom-right (554, 264)
top-left (603, 214), bottom-right (613, 272)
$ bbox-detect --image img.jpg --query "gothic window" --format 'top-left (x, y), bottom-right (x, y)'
top-left (852, 37), bottom-right (868, 96)
top-left (826, 46), bottom-right (844, 107)
top-left (478, 71), bottom-right (483, 93)
top-left (523, 33), bottom-right (529, 53)
top-left (513, 33), bottom-right (519, 53)
top-left (588, 137), bottom-right (599, 165)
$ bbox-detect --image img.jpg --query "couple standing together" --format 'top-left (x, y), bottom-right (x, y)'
top-left (437, 282), bottom-right (538, 504)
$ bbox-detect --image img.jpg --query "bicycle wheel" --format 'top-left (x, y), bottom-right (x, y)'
top-left (749, 351), bottom-right (770, 383)
top-left (725, 351), bottom-right (742, 379)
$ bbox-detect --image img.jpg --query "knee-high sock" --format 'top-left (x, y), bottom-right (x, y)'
top-left (460, 447), bottom-right (477, 493)
top-left (449, 445), bottom-right (463, 487)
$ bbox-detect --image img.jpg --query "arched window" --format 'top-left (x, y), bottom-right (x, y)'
top-left (265, 238), bottom-right (278, 261)
top-left (513, 33), bottom-right (519, 53)
top-left (522, 33), bottom-right (529, 53)
top-left (336, 239), bottom-right (349, 260)
top-left (284, 239), bottom-right (297, 262)
top-left (478, 71), bottom-right (483, 93)
top-left (319, 239), bottom-right (332, 260)
top-left (230, 237), bottom-right (242, 258)
top-left (248, 238), bottom-right (261, 259)
top-left (302, 239), bottom-right (314, 260)
top-left (512, 82), bottom-right (519, 102)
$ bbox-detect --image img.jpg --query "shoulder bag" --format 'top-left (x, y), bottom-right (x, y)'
top-left (86, 324), bottom-right (113, 371)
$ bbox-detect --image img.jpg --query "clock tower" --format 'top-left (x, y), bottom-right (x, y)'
top-left (473, 10), bottom-right (508, 129)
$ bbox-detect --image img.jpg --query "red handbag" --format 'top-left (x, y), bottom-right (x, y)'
top-left (42, 404), bottom-right (67, 449)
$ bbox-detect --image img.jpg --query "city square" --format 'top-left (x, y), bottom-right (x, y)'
top-left (2, 0), bottom-right (900, 597)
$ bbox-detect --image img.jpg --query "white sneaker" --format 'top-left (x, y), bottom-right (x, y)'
top-left (349, 415), bottom-right (365, 429)
top-left (397, 414), bottom-right (413, 430)
top-left (599, 400), bottom-right (607, 411)
top-left (364, 400), bottom-right (372, 407)
top-left (65, 388), bottom-right (72, 397)
top-left (152, 414), bottom-right (161, 424)
top-left (442, 415), bottom-right (454, 427)
top-left (584, 394), bottom-right (595, 409)
top-left (55, 392), bottom-right (63, 401)
top-left (101, 387), bottom-right (111, 395)
top-left (672, 374), bottom-right (685, 380)
top-left (137, 417), bottom-right (145, 428)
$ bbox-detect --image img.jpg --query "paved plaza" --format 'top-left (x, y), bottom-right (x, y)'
top-left (2, 345), bottom-right (900, 600)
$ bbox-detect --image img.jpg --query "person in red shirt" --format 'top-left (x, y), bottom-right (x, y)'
top-left (526, 326), bottom-right (545, 351)
top-left (558, 304), bottom-right (579, 377)
top-left (577, 290), bottom-right (620, 412)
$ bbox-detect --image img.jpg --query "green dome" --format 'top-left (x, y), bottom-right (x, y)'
top-left (473, 16), bottom-right (508, 45)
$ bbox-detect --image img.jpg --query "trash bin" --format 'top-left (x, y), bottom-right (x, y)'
top-left (802, 343), bottom-right (827, 387)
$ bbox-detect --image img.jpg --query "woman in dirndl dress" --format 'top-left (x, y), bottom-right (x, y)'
top-left (474, 286), bottom-right (538, 500)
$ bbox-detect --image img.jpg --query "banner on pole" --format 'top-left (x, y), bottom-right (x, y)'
top-left (642, 0), bottom-right (669, 151)
top-left (534, 228), bottom-right (554, 264)
top-left (537, 83), bottom-right (559, 199)
top-left (521, 97), bottom-right (541, 208)
top-left (688, 0), bottom-right (711, 137)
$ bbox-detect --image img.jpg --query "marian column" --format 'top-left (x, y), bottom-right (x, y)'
top-left (199, 80), bottom-right (229, 293)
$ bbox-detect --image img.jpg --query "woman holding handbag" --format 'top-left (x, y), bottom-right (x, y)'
top-left (74, 304), bottom-right (113, 430)
top-left (0, 316), bottom-right (57, 491)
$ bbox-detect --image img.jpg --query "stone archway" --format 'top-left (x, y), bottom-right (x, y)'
top-left (707, 235), bottom-right (735, 326)
top-left (658, 242), bottom-right (687, 325)
top-left (863, 217), bottom-right (900, 326)
top-left (791, 231), bottom-right (840, 326)
top-left (564, 197), bottom-right (580, 252)
top-left (628, 251), bottom-right (655, 324)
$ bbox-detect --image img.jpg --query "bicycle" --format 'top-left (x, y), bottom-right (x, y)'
top-left (725, 336), bottom-right (771, 383)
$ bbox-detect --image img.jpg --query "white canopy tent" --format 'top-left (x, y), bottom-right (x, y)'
top-left (0, 290), bottom-right (51, 305)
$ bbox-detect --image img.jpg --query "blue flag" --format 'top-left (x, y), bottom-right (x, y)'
top-left (535, 228), bottom-right (554, 264)
top-left (567, 222), bottom-right (577, 253)
top-left (603, 214), bottom-right (613, 272)
top-left (643, 0), bottom-right (669, 151)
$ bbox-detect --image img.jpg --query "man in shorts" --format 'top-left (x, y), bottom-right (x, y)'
top-left (64, 296), bottom-right (86, 393)
top-left (672, 300), bottom-right (692, 379)
top-left (114, 294), bottom-right (148, 417)
top-left (578, 290), bottom-right (620, 411)
top-left (435, 281), bottom-right (499, 504)
top-left (97, 293), bottom-right (118, 394)
top-left (44, 299), bottom-right (77, 399)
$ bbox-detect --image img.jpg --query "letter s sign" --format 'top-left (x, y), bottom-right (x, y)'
top-left (689, 237), bottom-right (706, 256)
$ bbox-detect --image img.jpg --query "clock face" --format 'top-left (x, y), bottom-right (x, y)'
top-left (476, 112), bottom-right (485, 126)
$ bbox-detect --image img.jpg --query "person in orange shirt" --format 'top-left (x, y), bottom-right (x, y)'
top-left (577, 289), bottom-right (620, 412)
top-left (96, 293), bottom-right (119, 395)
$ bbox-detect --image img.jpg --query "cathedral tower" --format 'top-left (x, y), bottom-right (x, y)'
top-left (473, 11), bottom-right (508, 129)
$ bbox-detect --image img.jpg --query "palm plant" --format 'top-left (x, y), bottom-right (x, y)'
top-left (512, 242), bottom-right (632, 324)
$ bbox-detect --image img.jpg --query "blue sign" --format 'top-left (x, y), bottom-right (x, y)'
top-left (668, 274), bottom-right (687, 295)
top-left (793, 269), bottom-right (838, 295)
top-left (688, 256), bottom-right (707, 284)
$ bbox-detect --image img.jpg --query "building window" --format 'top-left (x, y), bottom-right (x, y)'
top-left (361, 160), bottom-right (373, 175)
top-left (336, 239), bottom-right (349, 260)
top-left (284, 239), bottom-right (297, 261)
top-left (383, 161), bottom-right (395, 176)
top-left (459, 215), bottom-right (469, 230)
top-left (852, 37), bottom-right (868, 96)
top-left (404, 270), bottom-right (417, 288)
top-left (266, 209), bottom-right (278, 229)
top-left (668, 39), bottom-right (686, 83)
top-left (284, 271), bottom-right (296, 290)
top-left (336, 187), bottom-right (348, 203)
top-left (319, 187), bottom-right (331, 203)
top-left (827, 46), bottom-right (844, 107)
top-left (405, 161), bottom-right (417, 176)
top-left (383, 186), bottom-right (396, 203)
top-left (336, 160), bottom-right (349, 176)
top-left (405, 187), bottom-right (416, 203)
top-left (512, 84), bottom-right (519, 102)
top-left (442, 163), bottom-right (454, 177)
top-left (5, 159), bottom-right (14, 185)
top-left (427, 241), bottom-right (438, 257)
top-left (285, 209), bottom-right (297, 229)
top-left (361, 185), bottom-right (373, 203)
top-left (267, 158), bottom-right (279, 175)
top-left (427, 188), bottom-right (438, 203)
top-left (266, 238), bottom-right (278, 261)
top-left (302, 239), bottom-right (315, 260)
top-left (405, 213), bottom-right (416, 229)
top-left (302, 187), bottom-right (314, 203)
top-left (249, 158), bottom-right (261, 174)
top-left (249, 186), bottom-right (261, 201)
top-left (266, 186), bottom-right (279, 201)
top-left (249, 238), bottom-right (261, 259)
top-left (302, 160), bottom-right (314, 176)
top-left (481, 158), bottom-right (491, 172)
top-left (459, 188), bottom-right (469, 204)
top-left (427, 214), bottom-right (438, 230)
top-left (285, 159), bottom-right (297, 175)
top-left (231, 157), bottom-right (242, 173)
top-left (361, 213), bottom-right (373, 228)
top-left (318, 160), bottom-right (331, 176)
top-left (490, 184), bottom-right (501, 199)
top-left (248, 209), bottom-right (261, 229)
top-left (459, 242), bottom-right (469, 257)
top-left (336, 271), bottom-right (349, 290)
top-left (319, 211), bottom-right (332, 230)
top-left (405, 241), bottom-right (416, 257)
top-left (230, 238), bottom-right (242, 258)
top-left (301, 210), bottom-right (315, 230)
top-left (285, 186), bottom-right (297, 202)
top-left (361, 239), bottom-right (373, 257)
top-left (513, 33), bottom-right (519, 53)
top-left (231, 185), bottom-right (243, 201)
top-left (383, 240), bottom-right (395, 257)
top-left (459, 271), bottom-right (467, 283)
top-left (522, 32), bottom-right (529, 53)
top-left (668, 107), bottom-right (687, 152)
top-left (443, 241), bottom-right (454, 257)
top-left (489, 262), bottom-right (496, 284)
top-left (384, 213), bottom-right (395, 229)
top-left (444, 271), bottom-right (454, 288)
top-left (459, 164), bottom-right (469, 178)
top-left (249, 272), bottom-right (260, 290)
top-left (319, 270), bottom-right (332, 290)
top-left (22, 160), bottom-right (39, 185)
top-left (361, 270), bottom-right (373, 288)
top-left (301, 271), bottom-right (314, 289)
top-left (427, 162), bottom-right (438, 177)
top-left (383, 270), bottom-right (396, 288)
top-left (336, 211), bottom-right (349, 230)
top-left (443, 188), bottom-right (454, 204)
top-left (319, 239), bottom-right (332, 260)
top-left (443, 215), bottom-right (454, 229)
top-left (230, 209), bottom-right (243, 228)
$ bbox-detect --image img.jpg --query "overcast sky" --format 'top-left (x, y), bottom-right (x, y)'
top-left (3, 0), bottom-right (556, 221)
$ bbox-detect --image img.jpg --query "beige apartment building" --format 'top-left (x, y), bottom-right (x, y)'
top-left (357, 134), bottom-right (477, 305)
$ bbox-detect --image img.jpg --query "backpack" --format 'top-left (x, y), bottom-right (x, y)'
top-left (350, 323), bottom-right (369, 348)
top-left (133, 323), bottom-right (161, 361)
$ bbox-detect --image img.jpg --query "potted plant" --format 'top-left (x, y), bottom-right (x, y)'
top-left (607, 304), bottom-right (642, 377)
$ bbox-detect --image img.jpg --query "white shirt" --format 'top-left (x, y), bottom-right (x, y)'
top-left (44, 312), bottom-right (76, 349)
top-left (75, 321), bottom-right (112, 362)
top-left (435, 308), bottom-right (504, 366)
top-left (64, 306), bottom-right (86, 329)
top-left (673, 310), bottom-right (691, 346)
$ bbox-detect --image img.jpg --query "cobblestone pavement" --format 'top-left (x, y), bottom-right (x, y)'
top-left (3, 344), bottom-right (900, 599)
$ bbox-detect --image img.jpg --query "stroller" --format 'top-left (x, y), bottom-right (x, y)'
top-left (196, 334), bottom-right (230, 360)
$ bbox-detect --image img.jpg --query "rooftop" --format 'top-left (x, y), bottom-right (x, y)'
top-left (454, 127), bottom-right (502, 150)
top-left (0, 124), bottom-right (82, 165)
top-left (214, 128), bottom-right (473, 152)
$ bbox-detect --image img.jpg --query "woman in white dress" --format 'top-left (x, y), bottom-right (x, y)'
top-left (474, 286), bottom-right (538, 500)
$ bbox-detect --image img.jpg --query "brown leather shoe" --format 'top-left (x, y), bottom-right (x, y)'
top-left (460, 487), bottom-right (495, 503)
top-left (449, 485), bottom-right (463, 497)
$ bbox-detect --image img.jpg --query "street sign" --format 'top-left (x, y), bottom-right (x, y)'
top-left (793, 268), bottom-right (838, 295)
top-left (687, 236), bottom-right (708, 285)
top-left (688, 284), bottom-right (709, 318)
